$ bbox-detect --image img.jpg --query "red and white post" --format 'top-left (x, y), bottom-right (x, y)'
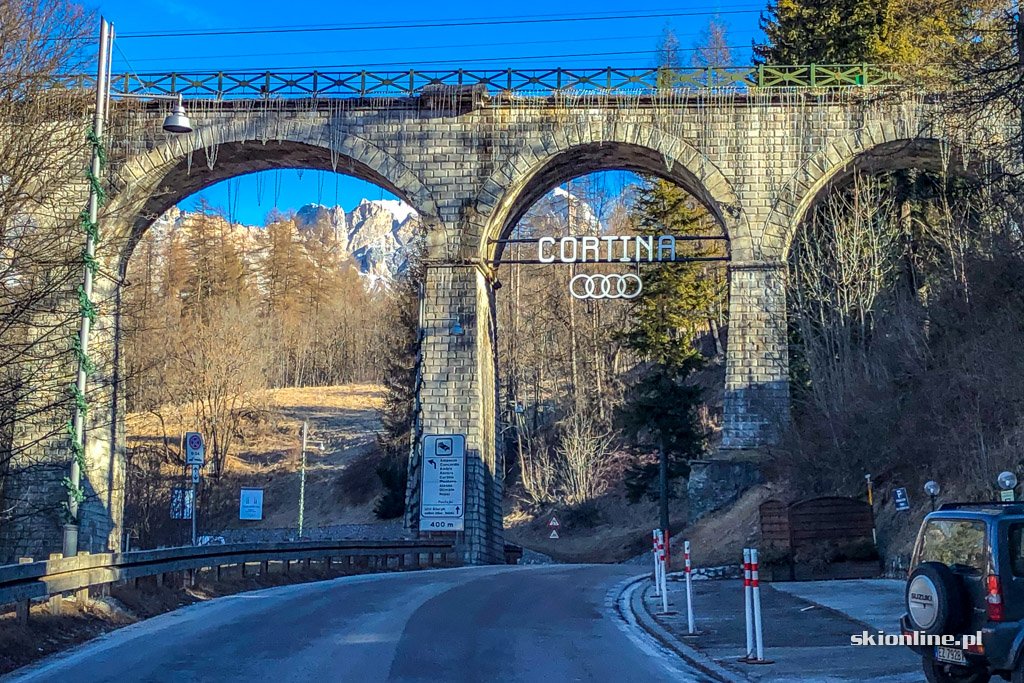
top-left (652, 530), bottom-right (662, 597)
top-left (684, 540), bottom-right (695, 634)
top-left (657, 531), bottom-right (669, 614)
top-left (742, 548), bottom-right (754, 660)
top-left (751, 548), bottom-right (764, 661)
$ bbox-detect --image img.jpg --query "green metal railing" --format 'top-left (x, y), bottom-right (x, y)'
top-left (54, 64), bottom-right (897, 100)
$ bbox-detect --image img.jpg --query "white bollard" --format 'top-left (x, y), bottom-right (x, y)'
top-left (658, 536), bottom-right (669, 614)
top-left (752, 548), bottom-right (764, 661)
top-left (652, 530), bottom-right (662, 597)
top-left (742, 548), bottom-right (754, 660)
top-left (684, 540), bottom-right (695, 634)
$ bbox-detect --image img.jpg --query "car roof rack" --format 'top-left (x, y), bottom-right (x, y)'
top-left (936, 502), bottom-right (1024, 514)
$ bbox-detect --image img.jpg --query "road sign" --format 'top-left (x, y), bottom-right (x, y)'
top-left (170, 487), bottom-right (194, 520)
top-left (549, 529), bottom-right (559, 539)
top-left (191, 465), bottom-right (200, 484)
top-left (185, 432), bottom-right (205, 466)
top-left (548, 516), bottom-right (560, 528)
top-left (419, 434), bottom-right (466, 531)
top-left (893, 487), bottom-right (910, 511)
top-left (239, 488), bottom-right (264, 520)
top-left (1001, 489), bottom-right (1016, 502)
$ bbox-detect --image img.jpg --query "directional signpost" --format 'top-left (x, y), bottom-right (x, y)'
top-left (419, 435), bottom-right (466, 531)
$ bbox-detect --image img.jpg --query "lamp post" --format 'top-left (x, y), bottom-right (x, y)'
top-left (64, 17), bottom-right (193, 558)
top-left (924, 480), bottom-right (940, 512)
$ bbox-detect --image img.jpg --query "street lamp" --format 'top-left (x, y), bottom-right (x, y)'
top-left (64, 17), bottom-right (192, 558)
top-left (924, 481), bottom-right (940, 511)
top-left (111, 91), bottom-right (193, 134)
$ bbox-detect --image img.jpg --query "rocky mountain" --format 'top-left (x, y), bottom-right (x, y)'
top-left (149, 198), bottom-right (422, 287)
top-left (147, 186), bottom-right (601, 287)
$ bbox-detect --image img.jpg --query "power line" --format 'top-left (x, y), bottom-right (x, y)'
top-left (112, 31), bottom-right (759, 65)
top-left (115, 5), bottom-right (761, 37)
top-left (119, 46), bottom-right (751, 74)
top-left (117, 8), bottom-right (762, 39)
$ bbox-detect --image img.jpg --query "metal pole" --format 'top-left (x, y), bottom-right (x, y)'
top-left (299, 420), bottom-right (308, 538)
top-left (63, 17), bottom-right (110, 558)
top-left (190, 470), bottom-right (197, 546)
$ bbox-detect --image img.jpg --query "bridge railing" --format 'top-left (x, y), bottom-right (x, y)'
top-left (0, 539), bottom-right (455, 622)
top-left (53, 64), bottom-right (898, 100)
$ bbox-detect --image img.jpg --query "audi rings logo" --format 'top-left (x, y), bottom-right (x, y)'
top-left (569, 273), bottom-right (643, 300)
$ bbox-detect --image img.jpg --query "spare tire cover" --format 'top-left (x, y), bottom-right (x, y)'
top-left (906, 562), bottom-right (967, 635)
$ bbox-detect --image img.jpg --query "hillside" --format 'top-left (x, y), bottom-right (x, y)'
top-left (124, 384), bottom-right (397, 546)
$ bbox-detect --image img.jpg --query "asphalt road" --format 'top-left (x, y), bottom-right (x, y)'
top-left (7, 565), bottom-right (709, 683)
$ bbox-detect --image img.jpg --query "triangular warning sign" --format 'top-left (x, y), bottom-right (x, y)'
top-left (548, 516), bottom-right (560, 528)
top-left (549, 529), bottom-right (559, 539)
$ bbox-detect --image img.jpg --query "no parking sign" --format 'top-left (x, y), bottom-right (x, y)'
top-left (185, 432), bottom-right (205, 466)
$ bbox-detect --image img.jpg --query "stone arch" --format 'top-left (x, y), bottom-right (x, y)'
top-left (764, 124), bottom-right (981, 262)
top-left (104, 117), bottom-right (448, 274)
top-left (469, 122), bottom-right (754, 263)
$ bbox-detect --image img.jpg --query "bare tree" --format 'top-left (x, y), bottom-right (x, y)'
top-left (692, 19), bottom-right (733, 68)
top-left (0, 0), bottom-right (92, 527)
top-left (557, 410), bottom-right (613, 504)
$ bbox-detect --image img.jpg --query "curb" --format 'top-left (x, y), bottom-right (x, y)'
top-left (626, 581), bottom-right (751, 683)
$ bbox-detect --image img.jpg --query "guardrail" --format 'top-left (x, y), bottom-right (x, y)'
top-left (50, 64), bottom-right (897, 100)
top-left (0, 539), bottom-right (455, 623)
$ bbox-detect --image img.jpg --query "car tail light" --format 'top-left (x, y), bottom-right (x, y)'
top-left (987, 575), bottom-right (1004, 622)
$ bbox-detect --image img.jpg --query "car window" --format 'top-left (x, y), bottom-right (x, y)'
top-left (1009, 525), bottom-right (1024, 577)
top-left (917, 519), bottom-right (988, 574)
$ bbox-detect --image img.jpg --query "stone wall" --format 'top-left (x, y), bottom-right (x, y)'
top-left (5, 89), bottom-right (967, 563)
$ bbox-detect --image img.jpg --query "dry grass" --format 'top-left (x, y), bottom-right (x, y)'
top-left (125, 384), bottom-right (388, 539)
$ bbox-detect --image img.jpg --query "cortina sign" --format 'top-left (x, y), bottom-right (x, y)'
top-left (537, 235), bottom-right (681, 301)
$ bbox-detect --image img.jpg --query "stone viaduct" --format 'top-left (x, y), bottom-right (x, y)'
top-left (1, 69), bottom-right (983, 564)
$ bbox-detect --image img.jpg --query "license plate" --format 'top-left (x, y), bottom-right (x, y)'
top-left (936, 646), bottom-right (967, 665)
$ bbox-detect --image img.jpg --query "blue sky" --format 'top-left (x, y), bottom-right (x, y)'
top-left (94, 0), bottom-right (767, 224)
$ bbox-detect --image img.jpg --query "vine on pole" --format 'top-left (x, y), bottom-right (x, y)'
top-left (64, 127), bottom-right (106, 521)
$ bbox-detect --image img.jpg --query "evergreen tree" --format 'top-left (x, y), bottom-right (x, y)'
top-left (754, 0), bottom-right (1003, 66)
top-left (622, 178), bottom-right (726, 365)
top-left (616, 177), bottom-right (718, 506)
top-left (754, 0), bottom-right (889, 64)
top-left (615, 360), bottom-right (706, 503)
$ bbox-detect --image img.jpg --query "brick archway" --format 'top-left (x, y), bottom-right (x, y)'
top-left (104, 118), bottom-right (445, 271)
top-left (469, 123), bottom-right (753, 263)
top-left (763, 127), bottom-right (978, 261)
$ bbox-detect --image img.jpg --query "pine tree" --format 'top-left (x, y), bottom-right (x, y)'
top-left (622, 178), bottom-right (726, 366)
top-left (754, 0), bottom-right (889, 64)
top-left (754, 0), bottom-right (1003, 66)
top-left (616, 177), bottom-right (717, 507)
